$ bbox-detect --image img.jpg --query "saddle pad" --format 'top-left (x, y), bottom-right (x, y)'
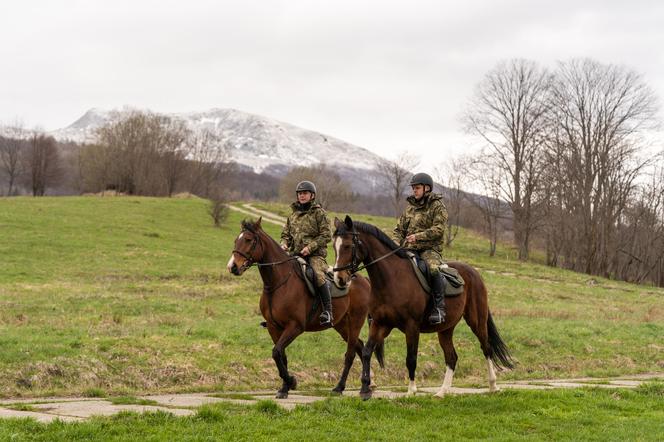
top-left (406, 253), bottom-right (464, 297)
top-left (296, 257), bottom-right (349, 298)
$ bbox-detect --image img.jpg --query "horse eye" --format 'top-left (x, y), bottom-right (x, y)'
top-left (245, 238), bottom-right (252, 242)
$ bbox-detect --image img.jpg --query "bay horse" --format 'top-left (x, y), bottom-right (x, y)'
top-left (227, 217), bottom-right (372, 398)
top-left (332, 216), bottom-right (514, 400)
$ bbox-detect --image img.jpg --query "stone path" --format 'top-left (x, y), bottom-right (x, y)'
top-left (0, 374), bottom-right (661, 422)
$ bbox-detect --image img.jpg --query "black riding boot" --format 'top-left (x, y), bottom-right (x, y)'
top-left (428, 271), bottom-right (447, 325)
top-left (317, 281), bottom-right (334, 326)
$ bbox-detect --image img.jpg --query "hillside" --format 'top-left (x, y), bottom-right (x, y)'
top-left (47, 108), bottom-right (387, 193)
top-left (0, 196), bottom-right (662, 398)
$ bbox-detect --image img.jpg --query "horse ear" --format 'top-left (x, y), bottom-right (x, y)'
top-left (334, 217), bottom-right (342, 228)
top-left (344, 215), bottom-right (353, 229)
top-left (256, 217), bottom-right (262, 228)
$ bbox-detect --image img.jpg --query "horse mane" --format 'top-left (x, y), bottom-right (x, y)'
top-left (241, 219), bottom-right (260, 233)
top-left (240, 218), bottom-right (303, 280)
top-left (241, 219), bottom-right (284, 252)
top-left (335, 220), bottom-right (410, 259)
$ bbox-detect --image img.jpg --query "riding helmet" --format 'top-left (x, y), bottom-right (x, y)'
top-left (409, 173), bottom-right (434, 191)
top-left (295, 180), bottom-right (317, 194)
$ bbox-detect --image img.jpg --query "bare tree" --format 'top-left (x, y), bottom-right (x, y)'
top-left (461, 156), bottom-right (510, 257)
top-left (463, 59), bottom-right (551, 260)
top-left (82, 111), bottom-right (224, 197)
top-left (375, 151), bottom-right (419, 218)
top-left (612, 166), bottom-right (664, 284)
top-left (457, 156), bottom-right (511, 256)
top-left (159, 118), bottom-right (190, 197)
top-left (0, 135), bottom-right (25, 196)
top-left (207, 184), bottom-right (230, 228)
top-left (435, 162), bottom-right (463, 247)
top-left (278, 164), bottom-right (352, 210)
top-left (545, 58), bottom-right (659, 276)
top-left (185, 130), bottom-right (234, 198)
top-left (23, 133), bottom-right (61, 196)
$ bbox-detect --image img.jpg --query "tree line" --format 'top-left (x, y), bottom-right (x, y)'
top-left (459, 58), bottom-right (663, 285)
top-left (3, 58), bottom-right (663, 286)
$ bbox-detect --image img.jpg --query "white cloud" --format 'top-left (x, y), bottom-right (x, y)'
top-left (1, 0), bottom-right (663, 173)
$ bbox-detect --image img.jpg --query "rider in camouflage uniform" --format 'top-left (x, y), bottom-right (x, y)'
top-left (280, 181), bottom-right (334, 325)
top-left (392, 173), bottom-right (449, 324)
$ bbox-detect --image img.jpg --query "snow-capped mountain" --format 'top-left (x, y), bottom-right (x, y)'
top-left (48, 107), bottom-right (386, 192)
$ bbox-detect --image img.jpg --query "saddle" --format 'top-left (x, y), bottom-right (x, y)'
top-left (296, 257), bottom-right (350, 298)
top-left (405, 251), bottom-right (464, 297)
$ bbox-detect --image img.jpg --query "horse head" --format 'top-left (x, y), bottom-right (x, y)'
top-left (332, 215), bottom-right (364, 287)
top-left (228, 217), bottom-right (265, 275)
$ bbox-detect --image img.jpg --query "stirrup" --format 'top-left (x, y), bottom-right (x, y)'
top-left (428, 308), bottom-right (445, 325)
top-left (319, 310), bottom-right (333, 326)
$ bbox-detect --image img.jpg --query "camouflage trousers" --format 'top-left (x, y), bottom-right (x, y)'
top-left (420, 249), bottom-right (444, 276)
top-left (307, 256), bottom-right (329, 287)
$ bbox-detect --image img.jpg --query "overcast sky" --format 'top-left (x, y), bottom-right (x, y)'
top-left (2, 0), bottom-right (663, 174)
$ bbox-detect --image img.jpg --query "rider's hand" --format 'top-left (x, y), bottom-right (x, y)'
top-left (300, 246), bottom-right (310, 256)
top-left (281, 243), bottom-right (289, 251)
top-left (406, 234), bottom-right (417, 244)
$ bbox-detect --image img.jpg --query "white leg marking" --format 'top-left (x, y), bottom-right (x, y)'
top-left (487, 358), bottom-right (499, 392)
top-left (407, 379), bottom-right (417, 395)
top-left (333, 237), bottom-right (342, 285)
top-left (434, 366), bottom-right (455, 397)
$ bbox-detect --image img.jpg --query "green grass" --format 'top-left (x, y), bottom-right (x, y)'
top-left (5, 404), bottom-right (38, 412)
top-left (0, 196), bottom-right (662, 401)
top-left (0, 387), bottom-right (662, 440)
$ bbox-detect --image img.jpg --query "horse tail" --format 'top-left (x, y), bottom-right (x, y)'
top-left (487, 310), bottom-right (514, 370)
top-left (367, 314), bottom-right (385, 369)
top-left (375, 340), bottom-right (385, 369)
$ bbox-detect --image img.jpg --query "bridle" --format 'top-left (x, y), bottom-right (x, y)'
top-left (333, 229), bottom-right (406, 275)
top-left (332, 230), bottom-right (363, 273)
top-left (232, 230), bottom-right (299, 272)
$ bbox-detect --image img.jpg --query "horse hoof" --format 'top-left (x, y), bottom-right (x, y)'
top-left (489, 385), bottom-right (501, 393)
top-left (331, 387), bottom-right (343, 396)
top-left (369, 382), bottom-right (378, 391)
top-left (434, 389), bottom-right (448, 398)
top-left (360, 390), bottom-right (372, 401)
top-left (276, 391), bottom-right (288, 399)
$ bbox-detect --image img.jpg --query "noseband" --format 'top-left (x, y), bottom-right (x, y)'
top-left (232, 230), bottom-right (300, 271)
top-left (333, 230), bottom-right (363, 273)
top-left (232, 231), bottom-right (262, 272)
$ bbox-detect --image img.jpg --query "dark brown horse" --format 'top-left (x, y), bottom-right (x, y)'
top-left (332, 216), bottom-right (513, 400)
top-left (227, 217), bottom-right (372, 398)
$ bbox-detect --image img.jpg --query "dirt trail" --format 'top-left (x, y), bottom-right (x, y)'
top-left (228, 204), bottom-right (285, 226)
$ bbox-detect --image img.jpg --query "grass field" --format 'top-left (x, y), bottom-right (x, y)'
top-left (0, 386), bottom-right (663, 441)
top-left (0, 196), bottom-right (662, 397)
top-left (0, 196), bottom-right (663, 437)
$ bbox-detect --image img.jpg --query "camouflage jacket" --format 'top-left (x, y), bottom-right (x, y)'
top-left (280, 202), bottom-right (331, 258)
top-left (392, 193), bottom-right (448, 253)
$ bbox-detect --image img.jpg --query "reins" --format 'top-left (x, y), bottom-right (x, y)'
top-left (232, 232), bottom-right (300, 270)
top-left (333, 230), bottom-right (406, 274)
